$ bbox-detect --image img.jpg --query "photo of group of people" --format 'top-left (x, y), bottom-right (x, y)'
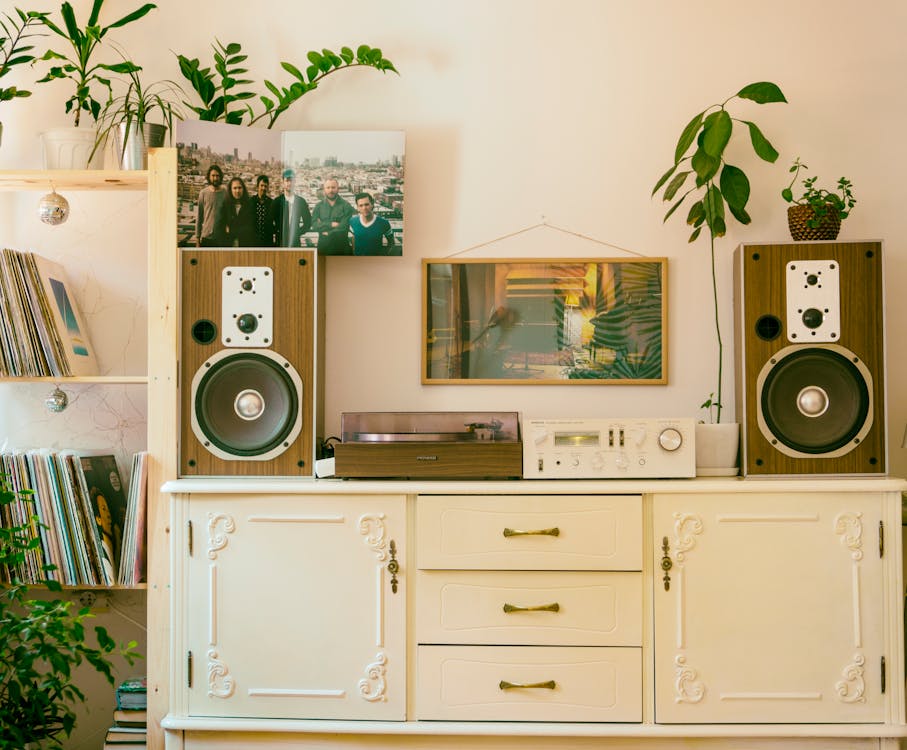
top-left (176, 122), bottom-right (405, 256)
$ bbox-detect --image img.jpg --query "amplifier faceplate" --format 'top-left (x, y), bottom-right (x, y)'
top-left (523, 417), bottom-right (696, 479)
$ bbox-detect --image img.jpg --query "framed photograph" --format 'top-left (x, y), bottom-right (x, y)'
top-left (175, 121), bottom-right (404, 255)
top-left (423, 257), bottom-right (667, 384)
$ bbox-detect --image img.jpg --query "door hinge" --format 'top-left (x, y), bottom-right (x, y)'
top-left (188, 520), bottom-right (193, 556)
top-left (879, 520), bottom-right (884, 558)
top-left (187, 650), bottom-right (193, 688)
top-left (881, 655), bottom-right (886, 694)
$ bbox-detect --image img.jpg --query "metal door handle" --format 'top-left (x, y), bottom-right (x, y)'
top-left (499, 680), bottom-right (556, 690)
top-left (502, 527), bottom-right (560, 537)
top-left (503, 602), bottom-right (560, 613)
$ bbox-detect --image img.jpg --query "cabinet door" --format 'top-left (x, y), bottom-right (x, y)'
top-left (185, 494), bottom-right (406, 720)
top-left (653, 492), bottom-right (885, 723)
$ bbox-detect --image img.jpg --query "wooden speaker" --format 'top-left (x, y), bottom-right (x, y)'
top-left (734, 241), bottom-right (886, 476)
top-left (180, 249), bottom-right (323, 476)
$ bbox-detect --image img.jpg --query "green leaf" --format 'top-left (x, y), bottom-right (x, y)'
top-left (781, 187), bottom-right (793, 202)
top-left (106, 3), bottom-right (156, 31)
top-left (743, 120), bottom-right (780, 163)
top-left (686, 199), bottom-right (705, 227)
top-left (737, 81), bottom-right (787, 104)
top-left (663, 192), bottom-right (688, 222)
top-left (652, 163), bottom-right (678, 197)
top-left (224, 42), bottom-right (242, 55)
top-left (701, 110), bottom-right (732, 159)
top-left (673, 110), bottom-right (704, 164)
top-left (691, 147), bottom-right (719, 183)
top-left (719, 163), bottom-right (750, 212)
top-left (688, 226), bottom-right (702, 243)
top-left (663, 170), bottom-right (690, 201)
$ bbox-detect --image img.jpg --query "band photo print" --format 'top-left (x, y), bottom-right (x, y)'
top-left (176, 121), bottom-right (405, 256)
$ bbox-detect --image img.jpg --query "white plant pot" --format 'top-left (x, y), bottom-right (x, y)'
top-left (695, 422), bottom-right (740, 477)
top-left (40, 126), bottom-right (104, 170)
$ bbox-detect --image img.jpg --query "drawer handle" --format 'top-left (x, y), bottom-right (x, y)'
top-left (502, 527), bottom-right (560, 537)
top-left (503, 602), bottom-right (560, 613)
top-left (499, 680), bottom-right (557, 690)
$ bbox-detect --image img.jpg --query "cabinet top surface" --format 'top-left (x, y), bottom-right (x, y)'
top-left (162, 476), bottom-right (907, 495)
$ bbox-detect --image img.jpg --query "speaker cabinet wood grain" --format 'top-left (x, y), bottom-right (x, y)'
top-left (180, 249), bottom-right (323, 476)
top-left (734, 241), bottom-right (885, 476)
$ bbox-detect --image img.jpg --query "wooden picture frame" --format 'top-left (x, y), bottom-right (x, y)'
top-left (423, 257), bottom-right (667, 384)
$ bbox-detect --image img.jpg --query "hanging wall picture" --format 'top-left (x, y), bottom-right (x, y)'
top-left (423, 257), bottom-right (667, 384)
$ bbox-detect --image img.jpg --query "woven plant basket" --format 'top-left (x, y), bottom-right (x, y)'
top-left (787, 204), bottom-right (841, 241)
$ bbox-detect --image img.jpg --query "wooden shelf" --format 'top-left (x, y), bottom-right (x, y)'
top-left (0, 375), bottom-right (148, 384)
top-left (0, 169), bottom-right (148, 191)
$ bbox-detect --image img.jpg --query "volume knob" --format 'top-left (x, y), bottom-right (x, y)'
top-left (658, 427), bottom-right (683, 452)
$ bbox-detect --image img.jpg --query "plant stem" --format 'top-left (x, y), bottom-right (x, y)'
top-left (709, 219), bottom-right (723, 424)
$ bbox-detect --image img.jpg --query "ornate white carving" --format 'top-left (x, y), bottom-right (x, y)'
top-left (672, 513), bottom-right (703, 563)
top-left (836, 653), bottom-right (866, 703)
top-left (359, 513), bottom-right (389, 561)
top-left (358, 651), bottom-right (388, 702)
top-left (834, 512), bottom-right (864, 560)
top-left (207, 648), bottom-right (235, 698)
top-left (206, 513), bottom-right (236, 559)
top-left (674, 654), bottom-right (704, 703)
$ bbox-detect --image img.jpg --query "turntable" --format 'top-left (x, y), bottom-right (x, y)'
top-left (332, 411), bottom-right (522, 479)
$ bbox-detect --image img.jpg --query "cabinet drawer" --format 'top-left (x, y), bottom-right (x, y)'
top-left (416, 645), bottom-right (641, 721)
top-left (416, 570), bottom-right (641, 645)
top-left (416, 495), bottom-right (642, 570)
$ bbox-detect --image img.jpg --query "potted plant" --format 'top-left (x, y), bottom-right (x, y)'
top-left (0, 7), bottom-right (47, 146)
top-left (176, 39), bottom-right (397, 127)
top-left (34, 0), bottom-right (156, 168)
top-left (652, 81), bottom-right (787, 475)
top-left (781, 157), bottom-right (856, 241)
top-left (93, 55), bottom-right (185, 169)
top-left (0, 474), bottom-right (139, 748)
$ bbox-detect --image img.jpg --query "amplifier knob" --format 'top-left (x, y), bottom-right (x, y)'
top-left (658, 427), bottom-right (683, 452)
top-left (615, 453), bottom-right (629, 470)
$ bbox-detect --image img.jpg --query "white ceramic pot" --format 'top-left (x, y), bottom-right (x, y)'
top-left (40, 126), bottom-right (104, 169)
top-left (695, 422), bottom-right (740, 477)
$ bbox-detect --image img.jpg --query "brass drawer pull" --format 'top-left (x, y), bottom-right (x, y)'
top-left (499, 680), bottom-right (556, 690)
top-left (503, 602), bottom-right (560, 613)
top-left (502, 527), bottom-right (560, 537)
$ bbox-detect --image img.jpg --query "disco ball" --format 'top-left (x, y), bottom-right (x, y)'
top-left (38, 190), bottom-right (70, 226)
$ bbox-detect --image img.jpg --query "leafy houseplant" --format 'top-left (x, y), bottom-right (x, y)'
top-left (782, 157), bottom-right (856, 241)
top-left (0, 473), bottom-right (139, 749)
top-left (176, 40), bottom-right (398, 128)
top-left (93, 57), bottom-right (185, 168)
top-left (0, 8), bottom-right (47, 106)
top-left (35, 0), bottom-right (156, 127)
top-left (652, 81), bottom-right (787, 425)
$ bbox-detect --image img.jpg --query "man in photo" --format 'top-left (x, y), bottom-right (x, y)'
top-left (195, 164), bottom-right (227, 247)
top-left (311, 177), bottom-right (354, 255)
top-left (349, 192), bottom-right (397, 256)
top-left (272, 168), bottom-right (312, 248)
top-left (250, 174), bottom-right (276, 246)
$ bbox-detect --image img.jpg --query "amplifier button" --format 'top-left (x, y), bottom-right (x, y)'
top-left (658, 427), bottom-right (683, 452)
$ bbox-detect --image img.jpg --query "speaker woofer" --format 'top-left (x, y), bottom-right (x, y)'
top-left (756, 344), bottom-right (873, 458)
top-left (190, 349), bottom-right (303, 461)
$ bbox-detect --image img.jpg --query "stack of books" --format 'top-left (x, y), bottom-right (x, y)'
top-left (104, 677), bottom-right (148, 748)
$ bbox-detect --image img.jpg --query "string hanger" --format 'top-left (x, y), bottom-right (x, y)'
top-left (446, 216), bottom-right (648, 259)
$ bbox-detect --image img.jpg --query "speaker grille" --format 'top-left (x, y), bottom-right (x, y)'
top-left (192, 350), bottom-right (302, 459)
top-left (757, 345), bottom-right (872, 457)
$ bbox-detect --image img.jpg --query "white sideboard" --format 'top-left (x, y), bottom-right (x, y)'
top-left (162, 477), bottom-right (907, 750)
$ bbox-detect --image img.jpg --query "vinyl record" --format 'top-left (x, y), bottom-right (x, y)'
top-left (191, 349), bottom-right (303, 460)
top-left (757, 344), bottom-right (872, 457)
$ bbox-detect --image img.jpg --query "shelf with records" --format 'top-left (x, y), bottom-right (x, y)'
top-left (0, 449), bottom-right (148, 589)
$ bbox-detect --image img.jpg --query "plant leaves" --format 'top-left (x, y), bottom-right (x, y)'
top-left (737, 81), bottom-right (787, 104)
top-left (719, 163), bottom-right (750, 212)
top-left (701, 110), bottom-right (732, 159)
top-left (652, 163), bottom-right (677, 197)
top-left (691, 146), bottom-right (719, 184)
top-left (673, 110), bottom-right (704, 164)
top-left (663, 170), bottom-right (690, 201)
top-left (742, 120), bottom-right (780, 163)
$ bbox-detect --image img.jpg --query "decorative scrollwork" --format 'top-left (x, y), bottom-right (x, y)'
top-left (834, 512), bottom-right (864, 561)
top-left (359, 513), bottom-right (388, 561)
top-left (358, 652), bottom-right (388, 702)
top-left (207, 648), bottom-right (235, 698)
top-left (206, 513), bottom-right (236, 560)
top-left (835, 653), bottom-right (866, 703)
top-left (673, 513), bottom-right (703, 563)
top-left (674, 654), bottom-right (705, 704)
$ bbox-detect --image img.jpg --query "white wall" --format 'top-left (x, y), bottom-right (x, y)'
top-left (5, 0), bottom-right (906, 470)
